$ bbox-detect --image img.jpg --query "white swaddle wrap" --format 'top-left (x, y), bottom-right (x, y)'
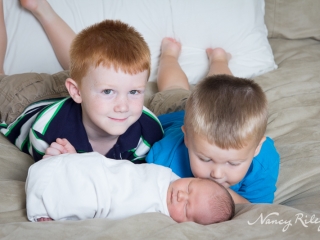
top-left (26, 152), bottom-right (179, 222)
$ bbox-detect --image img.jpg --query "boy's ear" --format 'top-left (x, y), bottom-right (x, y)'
top-left (65, 78), bottom-right (82, 103)
top-left (254, 136), bottom-right (266, 157)
top-left (181, 125), bottom-right (189, 148)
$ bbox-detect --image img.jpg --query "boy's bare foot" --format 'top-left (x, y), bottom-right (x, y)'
top-left (20, 0), bottom-right (53, 18)
top-left (206, 48), bottom-right (233, 76)
top-left (206, 48), bottom-right (231, 65)
top-left (37, 217), bottom-right (53, 222)
top-left (160, 37), bottom-right (181, 59)
top-left (20, 0), bottom-right (74, 70)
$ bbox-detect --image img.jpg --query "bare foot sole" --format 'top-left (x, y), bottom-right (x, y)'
top-left (206, 48), bottom-right (231, 64)
top-left (20, 0), bottom-right (51, 16)
top-left (37, 217), bottom-right (53, 222)
top-left (20, 0), bottom-right (40, 12)
top-left (160, 37), bottom-right (181, 59)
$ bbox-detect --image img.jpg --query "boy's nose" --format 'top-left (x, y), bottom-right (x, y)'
top-left (210, 165), bottom-right (223, 179)
top-left (177, 190), bottom-right (188, 202)
top-left (114, 96), bottom-right (129, 112)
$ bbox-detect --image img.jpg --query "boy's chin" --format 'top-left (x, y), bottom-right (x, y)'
top-left (106, 129), bottom-right (127, 136)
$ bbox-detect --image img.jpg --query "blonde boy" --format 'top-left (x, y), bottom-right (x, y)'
top-left (1, 20), bottom-right (163, 162)
top-left (146, 38), bottom-right (280, 204)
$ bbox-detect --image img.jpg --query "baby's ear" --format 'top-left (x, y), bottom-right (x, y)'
top-left (254, 136), bottom-right (266, 157)
top-left (65, 78), bottom-right (82, 103)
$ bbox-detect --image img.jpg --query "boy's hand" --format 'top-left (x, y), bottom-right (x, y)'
top-left (43, 138), bottom-right (77, 159)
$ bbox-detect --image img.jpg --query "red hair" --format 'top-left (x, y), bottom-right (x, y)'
top-left (69, 20), bottom-right (150, 85)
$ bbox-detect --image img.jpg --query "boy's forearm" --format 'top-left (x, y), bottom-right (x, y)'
top-left (227, 188), bottom-right (250, 204)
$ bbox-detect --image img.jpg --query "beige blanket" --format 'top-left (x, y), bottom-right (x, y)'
top-left (1, 0), bottom-right (320, 238)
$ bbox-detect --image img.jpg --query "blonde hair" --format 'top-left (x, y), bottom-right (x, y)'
top-left (184, 74), bottom-right (268, 149)
top-left (69, 19), bottom-right (150, 85)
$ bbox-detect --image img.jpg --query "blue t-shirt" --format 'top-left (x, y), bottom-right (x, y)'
top-left (146, 111), bottom-right (280, 203)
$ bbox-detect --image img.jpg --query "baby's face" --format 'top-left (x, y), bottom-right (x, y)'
top-left (167, 178), bottom-right (217, 224)
top-left (183, 128), bottom-right (263, 188)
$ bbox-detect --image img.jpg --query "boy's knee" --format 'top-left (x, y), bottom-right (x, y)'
top-left (149, 89), bottom-right (190, 116)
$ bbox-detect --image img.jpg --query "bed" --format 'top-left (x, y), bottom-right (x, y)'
top-left (1, 0), bottom-right (320, 238)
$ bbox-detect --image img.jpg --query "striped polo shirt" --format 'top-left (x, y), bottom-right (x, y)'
top-left (1, 97), bottom-right (163, 162)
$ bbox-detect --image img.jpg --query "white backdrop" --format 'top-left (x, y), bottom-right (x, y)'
top-left (3, 0), bottom-right (277, 84)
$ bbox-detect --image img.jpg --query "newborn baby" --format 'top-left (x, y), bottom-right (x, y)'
top-left (26, 152), bottom-right (234, 225)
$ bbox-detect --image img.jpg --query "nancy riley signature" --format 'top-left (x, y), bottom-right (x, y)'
top-left (247, 212), bottom-right (320, 232)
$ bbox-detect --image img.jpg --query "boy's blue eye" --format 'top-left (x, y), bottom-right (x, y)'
top-left (103, 89), bottom-right (113, 95)
top-left (129, 90), bottom-right (139, 95)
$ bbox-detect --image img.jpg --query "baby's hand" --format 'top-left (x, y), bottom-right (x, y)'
top-left (43, 138), bottom-right (77, 159)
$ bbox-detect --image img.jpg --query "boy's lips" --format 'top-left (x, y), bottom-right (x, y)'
top-left (109, 117), bottom-right (128, 122)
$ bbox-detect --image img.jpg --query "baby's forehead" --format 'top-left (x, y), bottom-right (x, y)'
top-left (195, 179), bottom-right (227, 198)
top-left (194, 179), bottom-right (221, 192)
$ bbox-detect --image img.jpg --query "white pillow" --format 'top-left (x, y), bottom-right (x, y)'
top-left (3, 0), bottom-right (276, 84)
top-left (170, 0), bottom-right (277, 83)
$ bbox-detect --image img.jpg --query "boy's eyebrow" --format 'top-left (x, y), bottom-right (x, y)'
top-left (198, 154), bottom-right (247, 163)
top-left (197, 149), bottom-right (250, 161)
top-left (131, 85), bottom-right (146, 89)
top-left (195, 151), bottom-right (210, 159)
top-left (96, 83), bottom-right (146, 89)
top-left (228, 158), bottom-right (248, 162)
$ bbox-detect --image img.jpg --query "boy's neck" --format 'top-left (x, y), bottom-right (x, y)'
top-left (82, 117), bottom-right (119, 155)
top-left (89, 135), bottom-right (119, 156)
